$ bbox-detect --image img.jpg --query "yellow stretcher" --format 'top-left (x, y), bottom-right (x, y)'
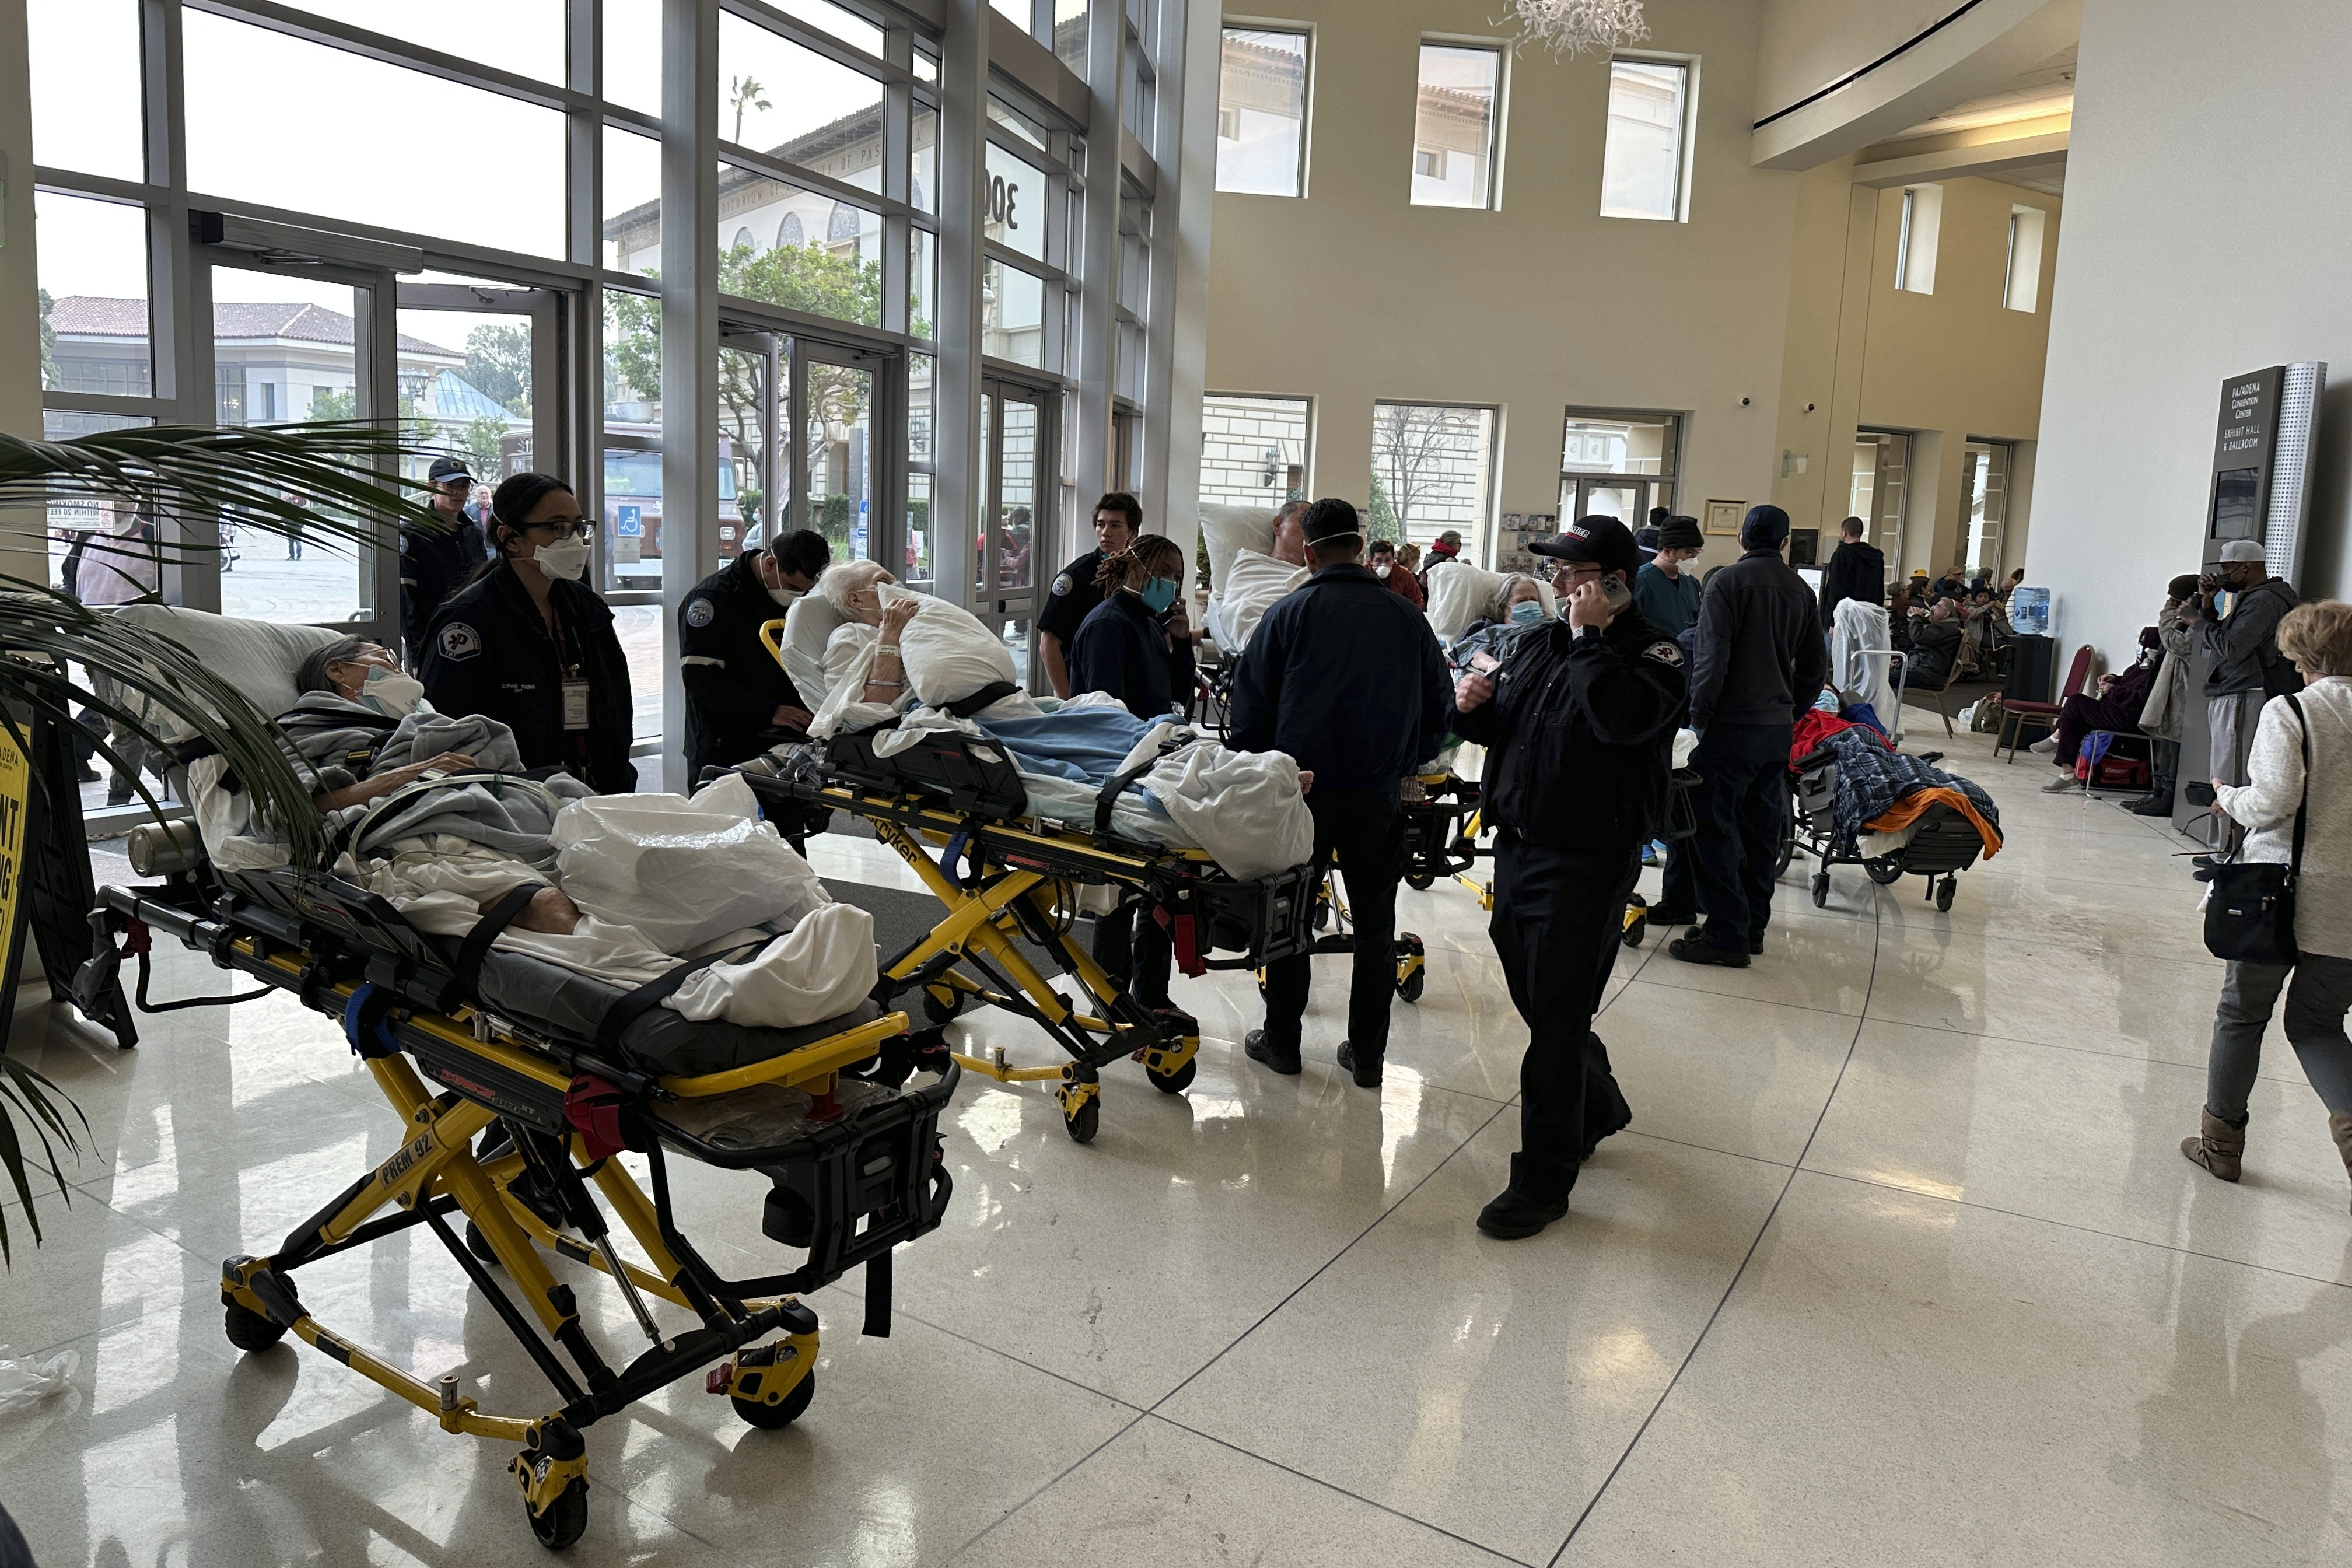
top-left (79, 858), bottom-right (955, 1553)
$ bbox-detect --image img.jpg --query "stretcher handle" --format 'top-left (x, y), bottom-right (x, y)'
top-left (760, 617), bottom-right (788, 669)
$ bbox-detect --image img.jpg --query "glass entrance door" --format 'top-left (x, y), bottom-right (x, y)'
top-left (979, 377), bottom-right (1055, 688)
top-left (1569, 478), bottom-right (1650, 524)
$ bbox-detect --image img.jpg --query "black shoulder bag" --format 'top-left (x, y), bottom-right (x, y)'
top-left (2203, 694), bottom-right (2309, 967)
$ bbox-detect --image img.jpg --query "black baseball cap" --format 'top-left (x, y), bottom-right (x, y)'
top-left (1301, 497), bottom-right (1362, 547)
top-left (1741, 503), bottom-right (1791, 545)
top-left (429, 456), bottom-right (473, 484)
top-left (1531, 514), bottom-right (1640, 576)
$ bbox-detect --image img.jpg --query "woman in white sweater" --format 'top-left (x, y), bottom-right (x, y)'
top-left (2184, 599), bottom-right (2352, 1205)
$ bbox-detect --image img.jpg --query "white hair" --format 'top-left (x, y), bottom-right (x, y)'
top-left (818, 558), bottom-right (894, 617)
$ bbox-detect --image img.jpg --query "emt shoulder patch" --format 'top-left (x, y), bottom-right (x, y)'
top-left (437, 622), bottom-right (484, 662)
top-left (1644, 639), bottom-right (1685, 666)
top-left (1050, 572), bottom-right (1074, 597)
top-left (684, 596), bottom-right (716, 628)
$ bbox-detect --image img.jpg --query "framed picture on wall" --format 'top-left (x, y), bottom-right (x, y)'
top-left (1704, 499), bottom-right (1744, 536)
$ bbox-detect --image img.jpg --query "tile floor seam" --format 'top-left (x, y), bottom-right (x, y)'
top-left (1137, 1096), bottom-right (1518, 1420)
top-left (1548, 865), bottom-right (1885, 1565)
top-left (876, 1306), bottom-right (1158, 1415)
top-left (1791, 1163), bottom-right (2352, 1292)
top-left (933, 1409), bottom-right (1152, 1565)
top-left (1146, 1413), bottom-right (1541, 1567)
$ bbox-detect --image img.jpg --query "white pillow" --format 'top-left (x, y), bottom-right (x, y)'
top-left (780, 593), bottom-right (848, 706)
top-left (1200, 503), bottom-right (1278, 598)
top-left (1216, 548), bottom-right (1310, 652)
top-left (1423, 560), bottom-right (1556, 639)
top-left (109, 604), bottom-right (343, 743)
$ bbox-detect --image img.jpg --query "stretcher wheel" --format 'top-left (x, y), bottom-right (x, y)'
top-left (922, 983), bottom-right (964, 1025)
top-left (1255, 969), bottom-right (1269, 998)
top-left (1624, 915), bottom-right (1647, 949)
top-left (1866, 858), bottom-right (1903, 886)
top-left (466, 1220), bottom-right (501, 1265)
top-left (733, 1371), bottom-right (816, 1430)
top-left (527, 1478), bottom-right (589, 1551)
top-left (1064, 1096), bottom-right (1101, 1144)
top-left (1811, 872), bottom-right (1830, 908)
top-left (1775, 790), bottom-right (1798, 877)
top-left (1405, 865), bottom-right (1437, 891)
top-left (1398, 968), bottom-right (1425, 1003)
top-left (1148, 1057), bottom-right (1198, 1094)
top-left (1936, 876), bottom-right (1957, 912)
top-left (222, 1298), bottom-right (289, 1353)
top-left (1312, 898), bottom-right (1331, 932)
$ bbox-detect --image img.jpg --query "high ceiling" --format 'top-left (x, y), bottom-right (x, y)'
top-left (1892, 43), bottom-right (2076, 191)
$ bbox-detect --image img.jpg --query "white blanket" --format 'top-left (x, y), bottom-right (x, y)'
top-left (1206, 548), bottom-right (1308, 653)
top-left (810, 585), bottom-right (1016, 738)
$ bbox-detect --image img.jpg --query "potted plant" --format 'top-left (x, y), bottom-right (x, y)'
top-left (0, 421), bottom-right (444, 1263)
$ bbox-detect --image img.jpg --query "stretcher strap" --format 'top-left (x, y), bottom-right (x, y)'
top-left (592, 949), bottom-right (737, 1055)
top-left (863, 1250), bottom-right (892, 1338)
top-left (451, 883), bottom-right (552, 1000)
top-left (1166, 909), bottom-right (1206, 979)
top-left (942, 680), bottom-right (1019, 719)
top-left (1093, 736), bottom-right (1184, 834)
top-left (341, 982), bottom-right (402, 1059)
top-left (562, 1074), bottom-right (632, 1160)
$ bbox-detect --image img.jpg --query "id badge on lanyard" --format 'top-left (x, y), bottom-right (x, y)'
top-left (562, 676), bottom-right (591, 731)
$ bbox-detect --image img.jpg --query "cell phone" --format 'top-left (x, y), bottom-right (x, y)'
top-left (1469, 652), bottom-right (1502, 675)
top-left (2185, 780), bottom-right (2216, 807)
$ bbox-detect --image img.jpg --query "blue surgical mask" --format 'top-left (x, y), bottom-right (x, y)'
top-left (1139, 576), bottom-right (1179, 614)
top-left (1508, 600), bottom-right (1545, 627)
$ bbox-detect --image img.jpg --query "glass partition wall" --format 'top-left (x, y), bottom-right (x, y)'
top-left (26, 0), bottom-right (1195, 794)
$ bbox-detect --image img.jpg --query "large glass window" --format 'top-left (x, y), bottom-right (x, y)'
top-left (1959, 439), bottom-right (2011, 577)
top-left (1894, 185), bottom-right (1943, 295)
top-left (1559, 408), bottom-right (1681, 524)
top-left (721, 167), bottom-right (884, 328)
top-left (719, 12), bottom-right (887, 163)
top-left (1200, 394), bottom-right (1310, 506)
top-left (1371, 402), bottom-right (1497, 555)
top-left (984, 261), bottom-right (1048, 369)
top-left (27, 0), bottom-right (145, 181)
top-left (1852, 429), bottom-right (1909, 566)
top-left (2004, 205), bottom-right (2048, 313)
top-left (1216, 28), bottom-right (1308, 199)
top-left (183, 12), bottom-right (566, 258)
top-left (1410, 44), bottom-right (1500, 209)
top-left (604, 128), bottom-right (664, 278)
top-left (36, 192), bottom-right (152, 399)
top-left (985, 143), bottom-right (1050, 264)
top-left (1600, 58), bottom-right (1690, 222)
top-left (604, 0), bottom-right (663, 116)
top-left (293, 0), bottom-right (567, 82)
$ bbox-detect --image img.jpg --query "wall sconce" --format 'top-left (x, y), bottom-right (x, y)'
top-left (1780, 450), bottom-right (1810, 478)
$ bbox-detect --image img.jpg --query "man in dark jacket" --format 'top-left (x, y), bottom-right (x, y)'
top-left (679, 527), bottom-right (829, 783)
top-left (2198, 538), bottom-right (2299, 854)
top-left (1231, 497), bottom-right (1452, 1089)
top-left (400, 456), bottom-right (489, 668)
top-left (1449, 514), bottom-right (1685, 1238)
top-left (1817, 515), bottom-right (1885, 631)
top-left (1672, 505), bottom-right (1828, 968)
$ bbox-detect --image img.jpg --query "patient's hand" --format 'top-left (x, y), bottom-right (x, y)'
top-left (503, 886), bottom-right (583, 936)
top-left (878, 597), bottom-right (921, 640)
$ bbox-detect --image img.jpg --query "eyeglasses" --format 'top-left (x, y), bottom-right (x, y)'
top-left (524, 516), bottom-right (592, 540)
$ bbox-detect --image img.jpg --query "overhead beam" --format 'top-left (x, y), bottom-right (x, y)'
top-left (1752, 0), bottom-right (2079, 171)
top-left (1853, 121), bottom-right (2070, 187)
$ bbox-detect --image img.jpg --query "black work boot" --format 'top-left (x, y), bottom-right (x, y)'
top-left (1244, 1029), bottom-right (1301, 1076)
top-left (1335, 1040), bottom-right (1381, 1088)
top-left (1476, 1154), bottom-right (1573, 1239)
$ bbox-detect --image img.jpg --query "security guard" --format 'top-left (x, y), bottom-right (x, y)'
top-left (1447, 514), bottom-right (1686, 1238)
top-left (421, 472), bottom-right (637, 794)
top-left (679, 527), bottom-right (830, 784)
top-left (400, 454), bottom-right (488, 669)
top-left (1037, 491), bottom-right (1141, 698)
top-left (1230, 496), bottom-right (1451, 1089)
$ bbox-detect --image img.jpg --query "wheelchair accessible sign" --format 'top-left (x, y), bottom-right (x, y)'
top-left (615, 503), bottom-right (642, 564)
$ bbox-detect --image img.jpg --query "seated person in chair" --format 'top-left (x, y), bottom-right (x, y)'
top-left (2029, 640), bottom-right (2158, 792)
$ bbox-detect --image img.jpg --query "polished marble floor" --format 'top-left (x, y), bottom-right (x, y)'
top-left (5, 727), bottom-right (2351, 1566)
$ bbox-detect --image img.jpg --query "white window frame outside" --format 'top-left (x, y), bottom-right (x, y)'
top-left (1214, 21), bottom-right (1312, 200)
top-left (1598, 52), bottom-right (1696, 223)
top-left (1409, 37), bottom-right (1507, 211)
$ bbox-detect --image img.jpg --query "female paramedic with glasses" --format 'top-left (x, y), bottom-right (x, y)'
top-left (420, 471), bottom-right (639, 794)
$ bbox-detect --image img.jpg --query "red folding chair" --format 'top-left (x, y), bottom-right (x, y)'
top-left (1999, 643), bottom-right (2094, 762)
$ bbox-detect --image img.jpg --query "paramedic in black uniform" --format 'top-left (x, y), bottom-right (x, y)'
top-left (421, 473), bottom-right (638, 794)
top-left (1447, 514), bottom-right (1686, 1238)
top-left (1230, 497), bottom-right (1451, 1090)
top-left (1037, 492), bottom-right (1141, 698)
top-left (678, 526), bottom-right (831, 783)
top-left (400, 455), bottom-right (488, 669)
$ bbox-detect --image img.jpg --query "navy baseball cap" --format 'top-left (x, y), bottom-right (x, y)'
top-left (1531, 514), bottom-right (1640, 575)
top-left (1741, 504), bottom-right (1791, 545)
top-left (429, 456), bottom-right (474, 484)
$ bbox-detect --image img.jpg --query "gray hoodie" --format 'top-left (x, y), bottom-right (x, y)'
top-left (2202, 577), bottom-right (2298, 696)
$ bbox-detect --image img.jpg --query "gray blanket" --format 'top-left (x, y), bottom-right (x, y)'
top-left (274, 694), bottom-right (591, 864)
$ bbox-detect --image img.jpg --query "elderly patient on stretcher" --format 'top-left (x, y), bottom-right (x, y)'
top-left (192, 634), bottom-right (878, 1033)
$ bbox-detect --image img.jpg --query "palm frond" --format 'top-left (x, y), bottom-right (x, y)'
top-left (0, 1056), bottom-right (86, 1267)
top-left (0, 421), bottom-right (454, 555)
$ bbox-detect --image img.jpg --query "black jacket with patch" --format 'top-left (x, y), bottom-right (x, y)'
top-left (680, 550), bottom-right (808, 781)
top-left (420, 561), bottom-right (638, 794)
top-left (1448, 608), bottom-right (1686, 850)
top-left (400, 512), bottom-right (489, 663)
top-left (1688, 547), bottom-right (1831, 729)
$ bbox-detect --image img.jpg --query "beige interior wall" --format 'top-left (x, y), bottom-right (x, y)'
top-left (1205, 0), bottom-right (1801, 578)
top-left (0, 0), bottom-right (47, 581)
top-left (1768, 163), bottom-right (2060, 583)
top-left (1754, 0), bottom-right (1960, 121)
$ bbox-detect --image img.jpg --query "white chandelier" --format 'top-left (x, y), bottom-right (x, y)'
top-left (1499, 0), bottom-right (1651, 58)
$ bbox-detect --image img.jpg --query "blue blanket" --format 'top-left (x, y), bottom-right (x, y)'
top-left (978, 708), bottom-right (1152, 785)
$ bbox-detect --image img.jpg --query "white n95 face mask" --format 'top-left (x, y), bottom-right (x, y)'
top-left (768, 587), bottom-right (802, 608)
top-left (362, 667), bottom-right (426, 718)
top-left (534, 534), bottom-right (592, 582)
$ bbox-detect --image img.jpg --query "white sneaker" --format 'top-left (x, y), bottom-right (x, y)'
top-left (2028, 736), bottom-right (2059, 754)
top-left (2041, 772), bottom-right (2081, 793)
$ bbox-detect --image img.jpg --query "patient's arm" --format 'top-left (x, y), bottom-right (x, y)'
top-left (312, 750), bottom-right (480, 814)
top-left (498, 886), bottom-right (582, 936)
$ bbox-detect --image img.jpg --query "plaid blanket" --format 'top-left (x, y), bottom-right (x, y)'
top-left (1812, 727), bottom-right (2001, 855)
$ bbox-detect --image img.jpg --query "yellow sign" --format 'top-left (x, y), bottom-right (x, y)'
top-left (0, 723), bottom-right (27, 994)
